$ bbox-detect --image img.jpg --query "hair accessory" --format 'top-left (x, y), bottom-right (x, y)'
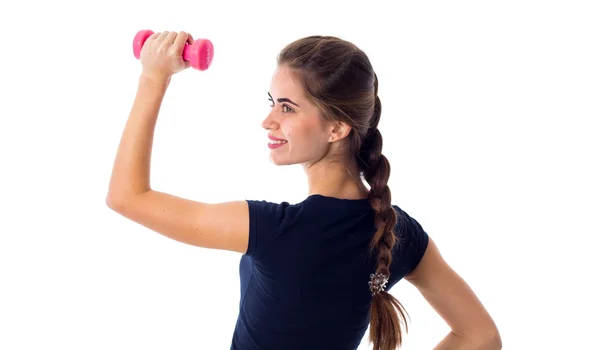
top-left (369, 273), bottom-right (389, 295)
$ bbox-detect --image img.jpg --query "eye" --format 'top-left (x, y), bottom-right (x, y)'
top-left (268, 98), bottom-right (294, 113)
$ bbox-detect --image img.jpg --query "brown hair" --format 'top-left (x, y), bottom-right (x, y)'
top-left (277, 36), bottom-right (409, 349)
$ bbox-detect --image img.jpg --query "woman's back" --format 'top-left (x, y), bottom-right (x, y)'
top-left (231, 194), bottom-right (429, 349)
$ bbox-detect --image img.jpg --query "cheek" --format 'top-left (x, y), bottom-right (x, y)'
top-left (286, 128), bottom-right (293, 138)
top-left (282, 123), bottom-right (297, 140)
top-left (283, 119), bottom-right (323, 145)
top-left (286, 127), bottom-right (310, 145)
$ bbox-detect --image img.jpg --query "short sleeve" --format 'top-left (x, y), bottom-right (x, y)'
top-left (245, 200), bottom-right (293, 259)
top-left (392, 205), bottom-right (430, 276)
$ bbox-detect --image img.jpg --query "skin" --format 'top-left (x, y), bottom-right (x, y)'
top-left (106, 31), bottom-right (501, 349)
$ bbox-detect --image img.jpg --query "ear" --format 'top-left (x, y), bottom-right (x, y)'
top-left (328, 121), bottom-right (352, 142)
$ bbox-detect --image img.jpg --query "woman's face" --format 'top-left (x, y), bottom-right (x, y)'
top-left (262, 65), bottom-right (333, 166)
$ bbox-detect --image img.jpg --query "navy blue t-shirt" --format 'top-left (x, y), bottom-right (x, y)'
top-left (230, 194), bottom-right (429, 350)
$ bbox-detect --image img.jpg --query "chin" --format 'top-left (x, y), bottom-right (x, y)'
top-left (268, 144), bottom-right (324, 166)
top-left (269, 150), bottom-right (305, 166)
top-left (269, 156), bottom-right (296, 166)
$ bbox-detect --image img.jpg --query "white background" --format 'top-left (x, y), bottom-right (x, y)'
top-left (1, 0), bottom-right (598, 349)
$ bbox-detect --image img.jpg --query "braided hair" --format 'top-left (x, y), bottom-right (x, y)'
top-left (360, 74), bottom-right (409, 348)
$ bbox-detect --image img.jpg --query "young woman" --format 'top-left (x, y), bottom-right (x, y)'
top-left (107, 31), bottom-right (501, 350)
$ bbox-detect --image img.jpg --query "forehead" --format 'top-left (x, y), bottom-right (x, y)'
top-left (269, 65), bottom-right (304, 99)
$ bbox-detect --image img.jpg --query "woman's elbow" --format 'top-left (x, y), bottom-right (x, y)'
top-left (478, 329), bottom-right (502, 349)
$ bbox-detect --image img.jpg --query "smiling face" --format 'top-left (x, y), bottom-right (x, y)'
top-left (262, 65), bottom-right (333, 166)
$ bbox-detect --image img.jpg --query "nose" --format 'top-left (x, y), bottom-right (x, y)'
top-left (261, 110), bottom-right (278, 131)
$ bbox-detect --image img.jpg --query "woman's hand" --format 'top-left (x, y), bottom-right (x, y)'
top-left (139, 31), bottom-right (194, 82)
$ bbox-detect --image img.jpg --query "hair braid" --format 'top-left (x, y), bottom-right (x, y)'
top-left (359, 74), bottom-right (410, 350)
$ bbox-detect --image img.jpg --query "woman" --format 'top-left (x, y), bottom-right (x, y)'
top-left (107, 31), bottom-right (502, 350)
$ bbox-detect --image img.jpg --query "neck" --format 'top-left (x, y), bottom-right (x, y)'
top-left (303, 161), bottom-right (369, 200)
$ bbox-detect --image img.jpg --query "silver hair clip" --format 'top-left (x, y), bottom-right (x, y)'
top-left (369, 273), bottom-right (389, 295)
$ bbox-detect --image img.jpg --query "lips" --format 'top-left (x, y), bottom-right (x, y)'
top-left (268, 135), bottom-right (286, 141)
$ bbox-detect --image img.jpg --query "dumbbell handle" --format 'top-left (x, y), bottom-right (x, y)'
top-left (181, 44), bottom-right (193, 62)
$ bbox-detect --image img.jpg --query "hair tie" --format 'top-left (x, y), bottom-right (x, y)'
top-left (369, 272), bottom-right (389, 295)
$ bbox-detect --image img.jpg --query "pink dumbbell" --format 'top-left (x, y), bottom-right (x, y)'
top-left (132, 29), bottom-right (214, 71)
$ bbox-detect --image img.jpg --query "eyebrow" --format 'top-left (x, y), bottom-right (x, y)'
top-left (268, 92), bottom-right (300, 107)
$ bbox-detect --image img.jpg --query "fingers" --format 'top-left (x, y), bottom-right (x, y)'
top-left (147, 32), bottom-right (161, 45)
top-left (165, 31), bottom-right (178, 44)
top-left (153, 31), bottom-right (191, 47)
top-left (173, 31), bottom-right (189, 50)
top-left (158, 31), bottom-right (171, 42)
